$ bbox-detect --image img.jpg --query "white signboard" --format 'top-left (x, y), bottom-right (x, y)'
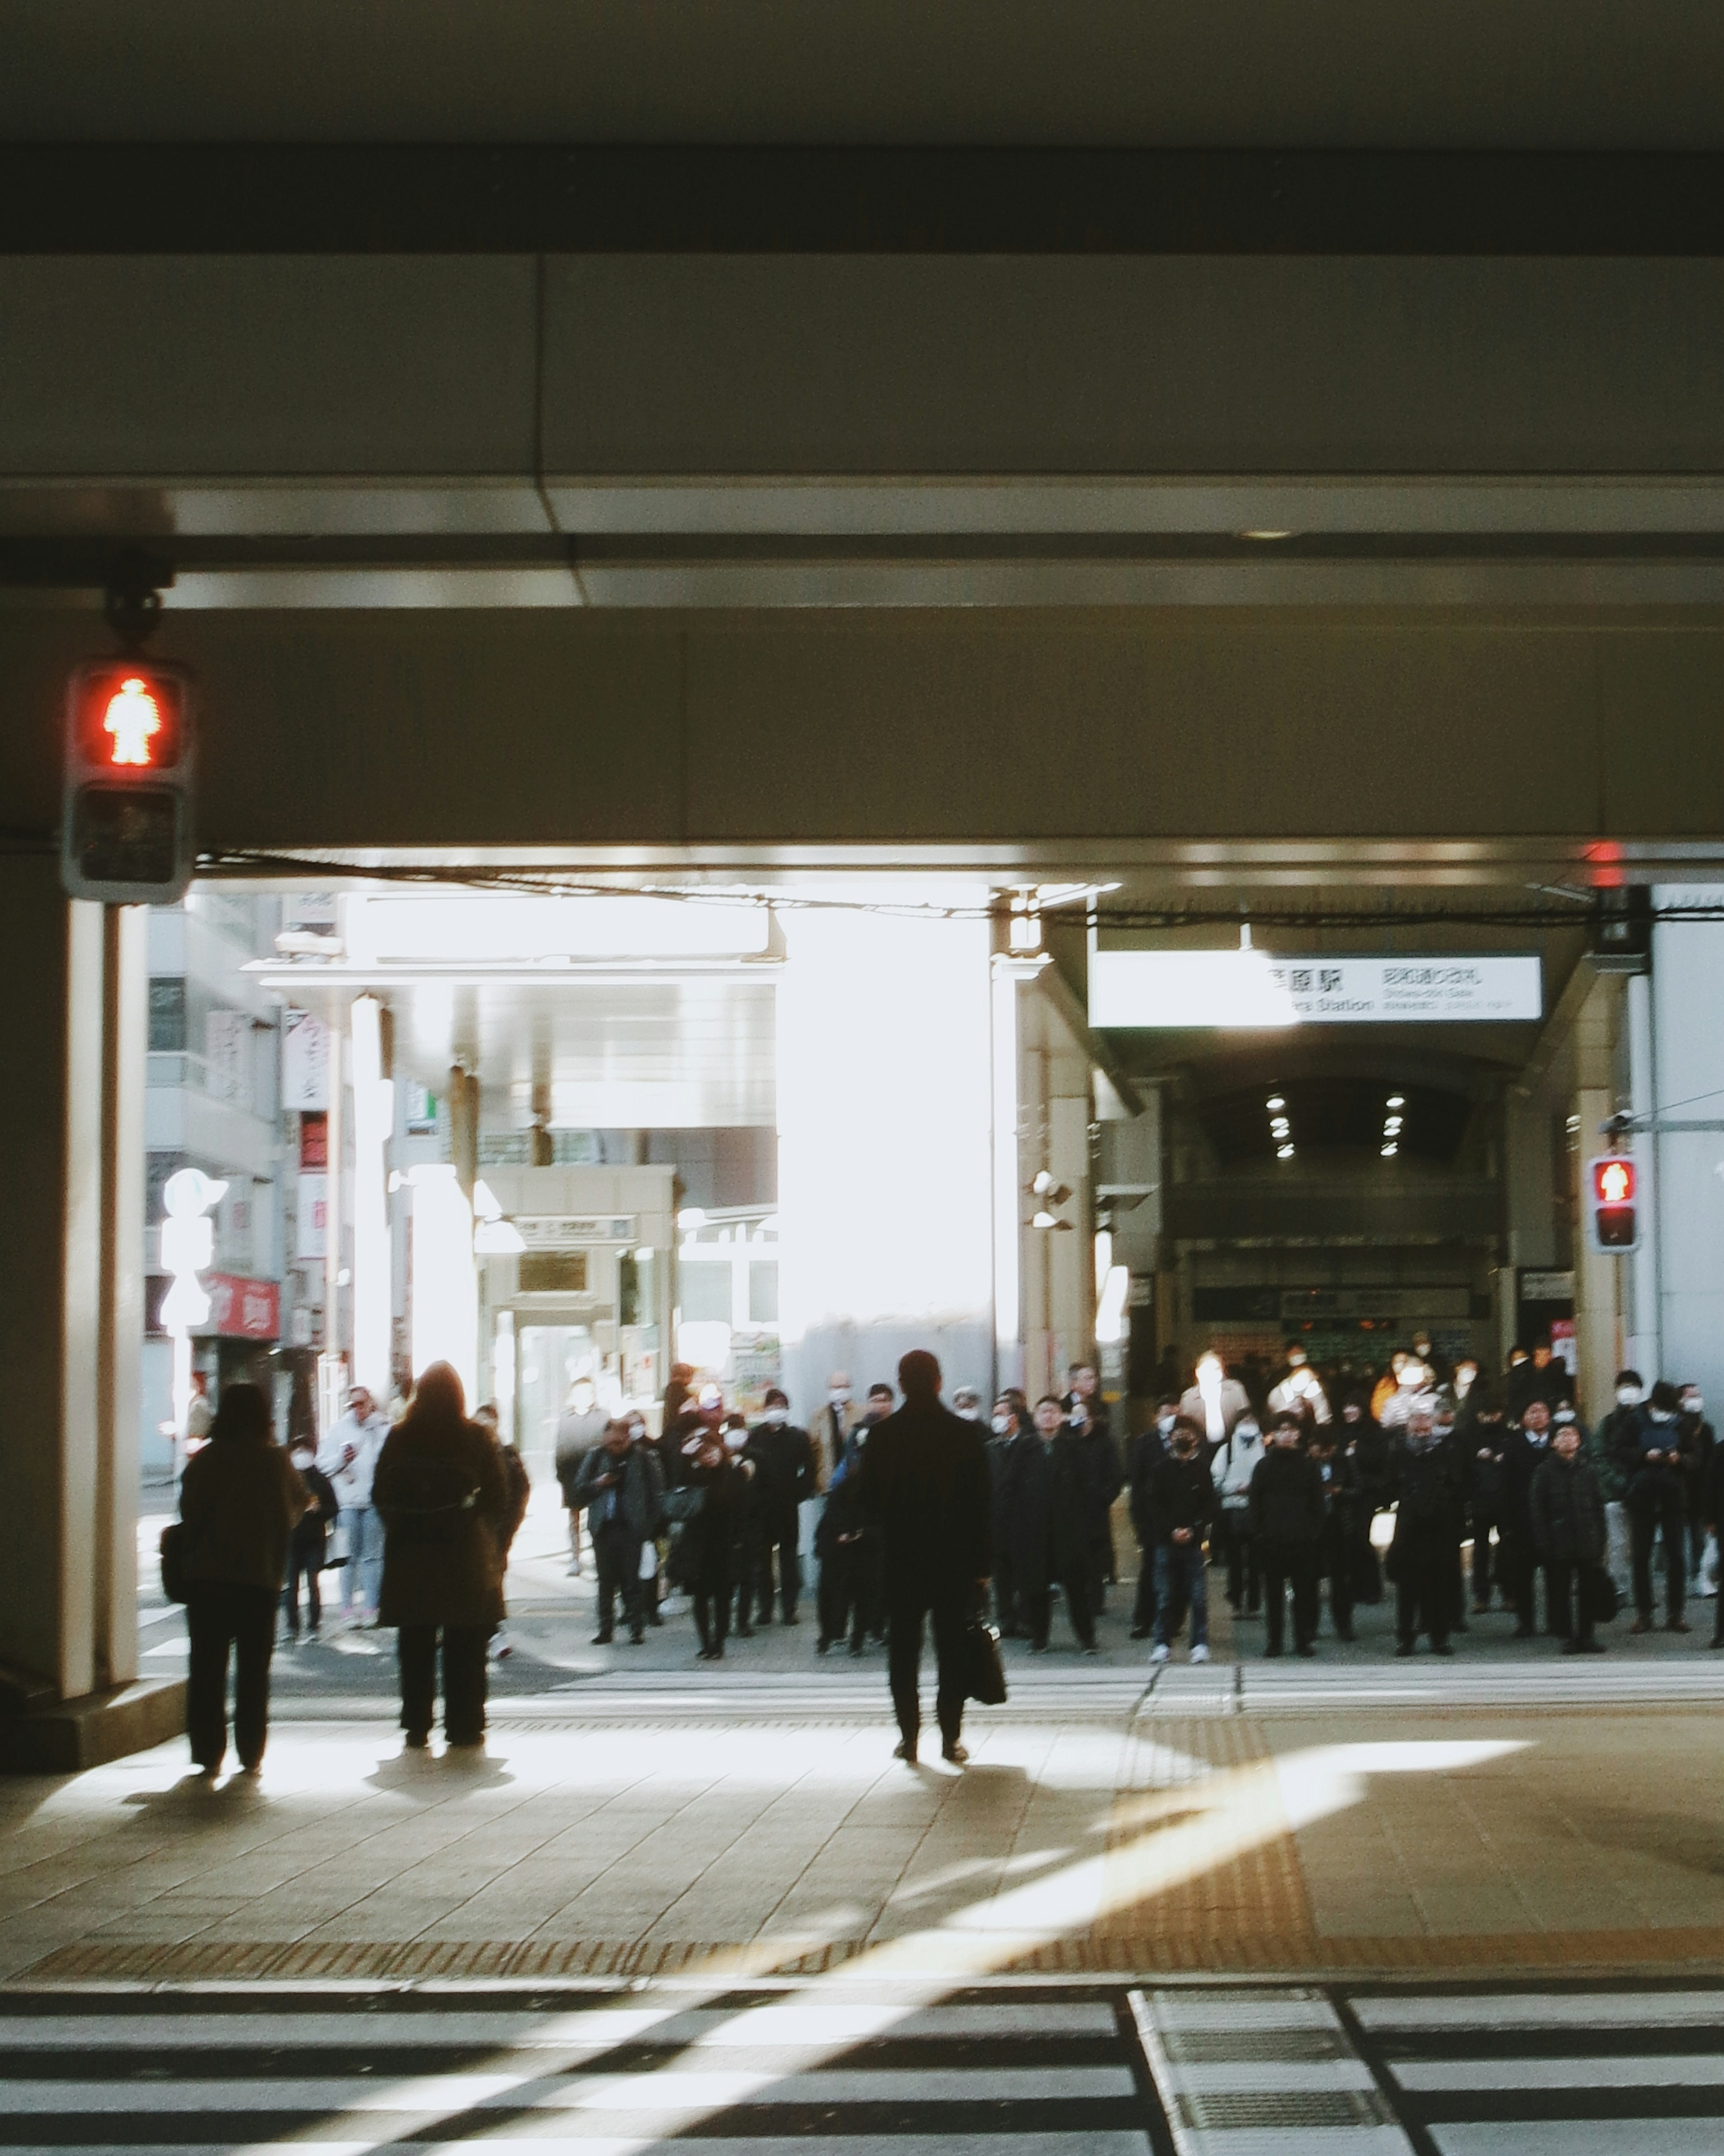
top-left (282, 1010), bottom-right (331, 1109)
top-left (1091, 949), bottom-right (1542, 1027)
top-left (296, 1171), bottom-right (328, 1260)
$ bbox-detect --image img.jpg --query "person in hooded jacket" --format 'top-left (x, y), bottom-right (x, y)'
top-left (1530, 1419), bottom-right (1608, 1652)
top-left (1125, 1398), bottom-right (1177, 1639)
top-left (1003, 1396), bottom-right (1101, 1653)
top-left (1148, 1417), bottom-right (1214, 1663)
top-left (743, 1389), bottom-right (816, 1626)
top-left (179, 1383), bottom-right (312, 1776)
top-left (1615, 1379), bottom-right (1691, 1633)
top-left (1249, 1414), bottom-right (1327, 1656)
top-left (1210, 1411), bottom-right (1265, 1616)
top-left (373, 1362), bottom-right (510, 1751)
top-left (1386, 1401), bottom-right (1465, 1655)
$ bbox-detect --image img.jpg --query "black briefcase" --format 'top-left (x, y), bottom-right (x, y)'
top-left (963, 1615), bottom-right (1008, 1706)
top-left (1581, 1562), bottom-right (1621, 1625)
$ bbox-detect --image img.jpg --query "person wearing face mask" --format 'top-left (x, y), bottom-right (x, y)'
top-left (1385, 1400), bottom-right (1464, 1656)
top-left (1268, 1343), bottom-right (1332, 1428)
top-left (555, 1378), bottom-right (609, 1581)
top-left (1675, 1383), bottom-right (1716, 1588)
top-left (743, 1390), bottom-right (816, 1627)
top-left (1618, 1380), bottom-right (1690, 1633)
top-left (1210, 1412), bottom-right (1265, 1618)
top-left (1337, 1397), bottom-right (1388, 1607)
top-left (1125, 1398), bottom-right (1179, 1639)
top-left (1064, 1382), bottom-right (1125, 1614)
top-left (572, 1417), bottom-right (666, 1646)
top-left (1249, 1414), bottom-right (1326, 1657)
top-left (953, 1386), bottom-right (983, 1422)
top-left (1147, 1417), bottom-right (1214, 1663)
top-left (282, 1436), bottom-right (338, 1644)
top-left (683, 1422), bottom-right (748, 1660)
top-left (1001, 1396), bottom-right (1100, 1654)
top-left (985, 1392), bottom-right (1029, 1636)
top-left (817, 1372), bottom-right (862, 1488)
top-left (1530, 1418), bottom-right (1608, 1653)
top-left (1500, 1396), bottom-right (1556, 1637)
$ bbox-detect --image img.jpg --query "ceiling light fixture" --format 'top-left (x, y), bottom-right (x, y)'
top-left (1381, 1143), bottom-right (1398, 1158)
top-left (1276, 1142), bottom-right (1295, 1160)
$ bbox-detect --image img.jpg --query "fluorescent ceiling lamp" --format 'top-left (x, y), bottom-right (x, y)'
top-left (1095, 1263), bottom-right (1131, 1345)
top-left (1276, 1143), bottom-right (1296, 1159)
top-left (1090, 949), bottom-right (1298, 1030)
top-left (474, 1217), bottom-right (527, 1253)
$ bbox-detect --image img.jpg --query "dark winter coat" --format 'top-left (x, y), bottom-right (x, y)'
top-left (180, 1436), bottom-right (311, 1593)
top-left (497, 1445), bottom-right (531, 1560)
top-left (1529, 1450), bottom-right (1608, 1564)
top-left (1311, 1447), bottom-right (1367, 1535)
top-left (743, 1420), bottom-right (816, 1521)
top-left (1067, 1421), bottom-right (1124, 1537)
top-left (374, 1413), bottom-right (510, 1628)
top-left (1125, 1426), bottom-right (1169, 1543)
top-left (999, 1433), bottom-right (1095, 1589)
top-left (1248, 1446), bottom-right (1327, 1547)
top-left (857, 1396), bottom-right (990, 1594)
top-left (1467, 1419), bottom-right (1509, 1515)
top-left (1591, 1404), bottom-right (1639, 1502)
top-left (573, 1439), bottom-right (665, 1543)
top-left (682, 1454), bottom-right (747, 1585)
top-left (1616, 1409), bottom-right (1688, 1514)
top-left (1387, 1435), bottom-right (1466, 1557)
top-left (814, 1458), bottom-right (869, 1562)
top-left (1148, 1452), bottom-right (1214, 1544)
top-left (288, 1461), bottom-right (338, 1570)
top-left (1501, 1425), bottom-right (1555, 1535)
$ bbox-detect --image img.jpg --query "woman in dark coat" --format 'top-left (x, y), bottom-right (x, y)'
top-left (373, 1361), bottom-right (510, 1751)
top-left (1003, 1401), bottom-right (1099, 1652)
top-left (178, 1383), bottom-right (309, 1777)
top-left (681, 1425), bottom-right (748, 1659)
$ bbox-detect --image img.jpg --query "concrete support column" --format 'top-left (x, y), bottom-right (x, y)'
top-left (1645, 898), bottom-right (1724, 1400)
top-left (0, 857), bottom-right (151, 1724)
top-left (1570, 971), bottom-right (1626, 1421)
top-left (777, 905), bottom-right (994, 1416)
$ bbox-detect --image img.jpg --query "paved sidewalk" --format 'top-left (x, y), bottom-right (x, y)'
top-left (6, 1655), bottom-right (1724, 1988)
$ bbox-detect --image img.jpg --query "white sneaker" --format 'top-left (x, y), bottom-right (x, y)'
top-left (1149, 1642), bottom-right (1171, 1664)
top-left (1190, 1643), bottom-right (1211, 1663)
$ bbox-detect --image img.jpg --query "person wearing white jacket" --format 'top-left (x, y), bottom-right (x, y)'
top-left (317, 1386), bottom-right (390, 1619)
top-left (1210, 1414), bottom-right (1266, 1615)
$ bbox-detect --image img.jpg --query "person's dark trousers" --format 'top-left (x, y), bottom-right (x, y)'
top-left (1023, 1570), bottom-right (1095, 1650)
top-left (1091, 1522), bottom-right (1115, 1610)
top-left (1396, 1556), bottom-right (1453, 1649)
top-left (1152, 1542), bottom-right (1209, 1649)
top-left (1130, 1541), bottom-right (1158, 1634)
top-left (694, 1583), bottom-right (732, 1654)
top-left (1630, 1492), bottom-right (1688, 1621)
top-left (593, 1522), bottom-right (645, 1640)
top-left (1320, 1527), bottom-right (1355, 1637)
top-left (186, 1584), bottom-right (277, 1773)
top-left (397, 1624), bottom-right (490, 1743)
top-left (819, 1544), bottom-right (868, 1650)
top-left (1259, 1542), bottom-right (1320, 1654)
top-left (281, 1553), bottom-right (321, 1638)
top-left (1220, 1512), bottom-right (1259, 1612)
top-left (1470, 1515), bottom-right (1499, 1606)
top-left (1543, 1560), bottom-right (1596, 1646)
top-left (1499, 1529), bottom-right (1540, 1631)
top-left (755, 1512), bottom-right (802, 1622)
top-left (887, 1587), bottom-right (970, 1748)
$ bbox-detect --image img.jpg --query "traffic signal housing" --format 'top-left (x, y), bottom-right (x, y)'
top-left (61, 657), bottom-right (196, 902)
top-left (1588, 1154), bottom-right (1639, 1253)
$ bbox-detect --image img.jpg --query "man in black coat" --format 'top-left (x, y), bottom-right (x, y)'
top-left (858, 1350), bottom-right (991, 1764)
top-left (743, 1389), bottom-right (815, 1626)
top-left (1249, 1414), bottom-right (1327, 1657)
top-left (986, 1391), bottom-right (1029, 1635)
top-left (1387, 1405), bottom-right (1465, 1655)
top-left (1530, 1421), bottom-right (1608, 1653)
top-left (1500, 1396), bottom-right (1556, 1637)
top-left (1614, 1379), bottom-right (1691, 1633)
top-left (1001, 1396), bottom-right (1101, 1654)
top-left (1307, 1426), bottom-right (1363, 1644)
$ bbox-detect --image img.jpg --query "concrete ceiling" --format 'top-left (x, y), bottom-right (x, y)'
top-left (4, 4), bottom-right (1724, 150)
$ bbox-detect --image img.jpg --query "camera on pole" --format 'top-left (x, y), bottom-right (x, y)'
top-left (60, 565), bottom-right (195, 903)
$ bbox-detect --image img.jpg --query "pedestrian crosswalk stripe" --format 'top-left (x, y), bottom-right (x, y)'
top-left (1353, 1990), bottom-right (1724, 2029)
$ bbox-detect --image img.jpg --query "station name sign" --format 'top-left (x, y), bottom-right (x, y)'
top-left (1090, 949), bottom-right (1542, 1027)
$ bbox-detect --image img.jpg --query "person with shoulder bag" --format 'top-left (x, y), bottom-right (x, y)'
top-left (373, 1361), bottom-right (510, 1752)
top-left (176, 1383), bottom-right (311, 1777)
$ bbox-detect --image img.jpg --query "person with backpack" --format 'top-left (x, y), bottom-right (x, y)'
top-left (177, 1383), bottom-right (311, 1777)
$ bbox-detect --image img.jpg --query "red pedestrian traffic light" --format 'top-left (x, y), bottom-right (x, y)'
top-left (1588, 1155), bottom-right (1638, 1252)
top-left (61, 656), bottom-right (196, 902)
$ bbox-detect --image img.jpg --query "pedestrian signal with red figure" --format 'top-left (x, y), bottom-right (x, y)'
top-left (61, 657), bottom-right (196, 901)
top-left (1588, 1155), bottom-right (1638, 1253)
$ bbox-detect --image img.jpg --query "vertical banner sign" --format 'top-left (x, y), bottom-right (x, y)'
top-left (283, 1010), bottom-right (330, 1109)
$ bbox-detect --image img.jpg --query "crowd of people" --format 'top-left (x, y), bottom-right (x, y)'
top-left (170, 1331), bottom-right (1724, 1775)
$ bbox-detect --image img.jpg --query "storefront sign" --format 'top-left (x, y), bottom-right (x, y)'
top-left (297, 1171), bottom-right (328, 1259)
top-left (282, 1009), bottom-right (330, 1109)
top-left (202, 1274), bottom-right (281, 1340)
top-left (1091, 949), bottom-right (1541, 1026)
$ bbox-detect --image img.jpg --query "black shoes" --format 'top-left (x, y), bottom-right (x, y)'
top-left (1431, 1640), bottom-right (1455, 1656)
top-left (816, 1637), bottom-right (832, 1654)
top-left (893, 1734), bottom-right (918, 1762)
top-left (1394, 1641), bottom-right (1415, 1657)
top-left (591, 1630), bottom-right (613, 1646)
top-left (941, 1741), bottom-right (969, 1764)
top-left (1295, 1643), bottom-right (1316, 1658)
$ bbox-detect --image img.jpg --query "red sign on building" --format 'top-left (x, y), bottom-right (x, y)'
top-left (202, 1274), bottom-right (281, 1340)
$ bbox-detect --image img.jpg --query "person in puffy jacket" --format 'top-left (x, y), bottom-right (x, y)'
top-left (1530, 1421), bottom-right (1608, 1653)
top-left (178, 1383), bottom-right (311, 1777)
top-left (1210, 1413), bottom-right (1265, 1616)
top-left (373, 1362), bottom-right (510, 1751)
top-left (1249, 1415), bottom-right (1326, 1657)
